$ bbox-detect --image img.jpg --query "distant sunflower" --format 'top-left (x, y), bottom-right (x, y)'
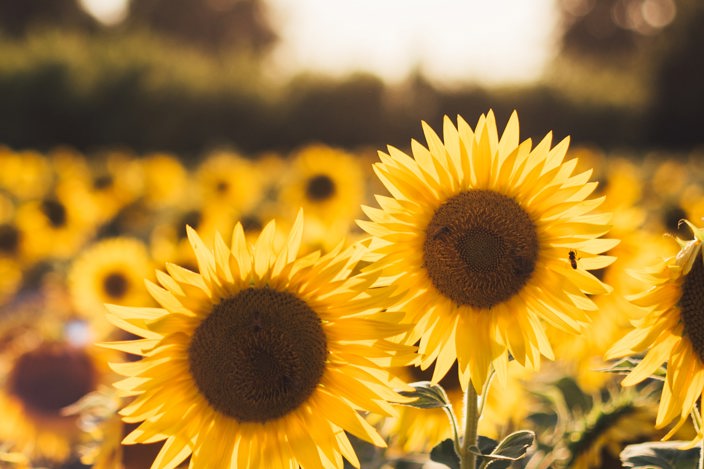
top-left (359, 111), bottom-right (615, 392)
top-left (139, 153), bottom-right (189, 210)
top-left (563, 387), bottom-right (666, 469)
top-left (69, 237), bottom-right (155, 339)
top-left (0, 148), bottom-right (53, 201)
top-left (14, 192), bottom-right (97, 262)
top-left (607, 219), bottom-right (704, 443)
top-left (195, 150), bottom-right (265, 214)
top-left (280, 144), bottom-right (366, 250)
top-left (0, 338), bottom-right (112, 464)
top-left (106, 212), bottom-right (412, 468)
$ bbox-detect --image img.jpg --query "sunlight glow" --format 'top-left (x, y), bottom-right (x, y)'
top-left (267, 0), bottom-right (559, 85)
top-left (79, 0), bottom-right (129, 26)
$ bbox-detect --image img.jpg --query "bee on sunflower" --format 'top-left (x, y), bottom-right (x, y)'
top-left (359, 110), bottom-right (616, 467)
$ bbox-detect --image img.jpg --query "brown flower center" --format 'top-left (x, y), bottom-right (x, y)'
top-left (679, 252), bottom-right (704, 362)
top-left (423, 190), bottom-right (538, 309)
top-left (41, 199), bottom-right (67, 228)
top-left (103, 272), bottom-right (129, 299)
top-left (0, 224), bottom-right (20, 254)
top-left (306, 174), bottom-right (335, 201)
top-left (8, 343), bottom-right (97, 415)
top-left (188, 288), bottom-right (327, 422)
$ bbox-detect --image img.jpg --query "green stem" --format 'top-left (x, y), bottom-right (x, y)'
top-left (442, 404), bottom-right (462, 458)
top-left (699, 438), bottom-right (703, 469)
top-left (460, 380), bottom-right (479, 469)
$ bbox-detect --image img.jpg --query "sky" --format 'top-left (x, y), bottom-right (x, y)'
top-left (265, 0), bottom-right (560, 86)
top-left (80, 0), bottom-right (560, 86)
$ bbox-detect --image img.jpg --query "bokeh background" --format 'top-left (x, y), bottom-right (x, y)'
top-left (1, 0), bottom-right (702, 157)
top-left (1, 1), bottom-right (704, 468)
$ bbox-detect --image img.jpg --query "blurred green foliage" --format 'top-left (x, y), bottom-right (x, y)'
top-left (0, 0), bottom-right (701, 157)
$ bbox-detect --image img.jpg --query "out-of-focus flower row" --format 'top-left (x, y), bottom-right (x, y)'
top-left (0, 139), bottom-right (703, 468)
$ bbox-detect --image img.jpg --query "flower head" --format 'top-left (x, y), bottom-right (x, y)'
top-left (607, 219), bottom-right (704, 444)
top-left (105, 212), bottom-right (412, 468)
top-left (359, 111), bottom-right (615, 391)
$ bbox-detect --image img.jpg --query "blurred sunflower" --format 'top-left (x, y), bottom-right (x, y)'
top-left (138, 153), bottom-right (189, 210)
top-left (279, 144), bottom-right (366, 250)
top-left (105, 212), bottom-right (413, 468)
top-left (69, 237), bottom-right (155, 340)
top-left (0, 336), bottom-right (112, 465)
top-left (607, 219), bottom-right (704, 444)
top-left (53, 148), bottom-right (143, 226)
top-left (149, 205), bottom-right (239, 271)
top-left (195, 150), bottom-right (265, 214)
top-left (562, 386), bottom-right (670, 469)
top-left (0, 148), bottom-right (53, 201)
top-left (14, 192), bottom-right (97, 262)
top-left (359, 111), bottom-right (615, 392)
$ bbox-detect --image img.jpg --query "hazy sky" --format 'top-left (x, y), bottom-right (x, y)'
top-left (80, 0), bottom-right (560, 86)
top-left (266, 0), bottom-right (560, 85)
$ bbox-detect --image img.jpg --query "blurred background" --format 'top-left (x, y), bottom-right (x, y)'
top-left (1, 2), bottom-right (704, 468)
top-left (0, 0), bottom-right (702, 158)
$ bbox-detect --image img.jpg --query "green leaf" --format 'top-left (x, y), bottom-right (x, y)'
top-left (430, 438), bottom-right (460, 469)
top-left (396, 380), bottom-right (451, 409)
top-left (620, 441), bottom-right (700, 469)
top-left (482, 430), bottom-right (535, 469)
top-left (478, 435), bottom-right (499, 454)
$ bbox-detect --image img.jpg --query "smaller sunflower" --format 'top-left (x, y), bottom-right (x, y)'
top-left (14, 191), bottom-right (97, 262)
top-left (279, 144), bottom-right (366, 250)
top-left (69, 237), bottom-right (155, 340)
top-left (563, 387), bottom-right (663, 469)
top-left (0, 335), bottom-right (113, 465)
top-left (195, 150), bottom-right (265, 214)
top-left (607, 219), bottom-right (704, 443)
top-left (0, 148), bottom-right (53, 201)
top-left (138, 153), bottom-right (189, 210)
top-left (105, 212), bottom-right (414, 468)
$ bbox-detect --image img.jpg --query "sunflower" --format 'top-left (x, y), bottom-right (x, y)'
top-left (358, 111), bottom-right (615, 392)
top-left (279, 144), bottom-right (366, 251)
top-left (607, 219), bottom-right (704, 443)
top-left (0, 335), bottom-right (113, 465)
top-left (195, 150), bottom-right (265, 214)
top-left (105, 212), bottom-right (413, 468)
top-left (547, 156), bottom-right (675, 393)
top-left (0, 148), bottom-right (53, 201)
top-left (14, 191), bottom-right (97, 262)
top-left (138, 153), bottom-right (189, 210)
top-left (68, 237), bottom-right (156, 340)
top-left (562, 387), bottom-right (664, 469)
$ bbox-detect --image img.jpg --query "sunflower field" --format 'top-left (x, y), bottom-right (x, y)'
top-left (3, 1), bottom-right (704, 468)
top-left (1, 109), bottom-right (704, 469)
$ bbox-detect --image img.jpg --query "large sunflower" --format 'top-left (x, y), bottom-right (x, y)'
top-left (359, 111), bottom-right (615, 392)
top-left (607, 219), bottom-right (704, 443)
top-left (105, 212), bottom-right (413, 468)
